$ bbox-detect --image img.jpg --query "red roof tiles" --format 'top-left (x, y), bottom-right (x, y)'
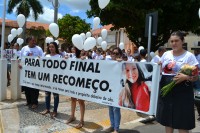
top-left (0, 19), bottom-right (49, 30)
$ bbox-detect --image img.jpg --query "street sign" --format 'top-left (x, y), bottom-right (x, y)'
top-left (145, 11), bottom-right (158, 37)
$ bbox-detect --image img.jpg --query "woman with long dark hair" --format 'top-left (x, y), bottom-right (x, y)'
top-left (157, 31), bottom-right (199, 133)
top-left (40, 42), bottom-right (60, 117)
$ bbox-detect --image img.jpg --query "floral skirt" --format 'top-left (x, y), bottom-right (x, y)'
top-left (156, 75), bottom-right (195, 130)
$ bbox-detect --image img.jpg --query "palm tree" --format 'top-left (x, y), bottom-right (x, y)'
top-left (7, 0), bottom-right (43, 21)
top-left (7, 0), bottom-right (44, 46)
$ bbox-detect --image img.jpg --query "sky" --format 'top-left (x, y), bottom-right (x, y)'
top-left (0, 0), bottom-right (93, 26)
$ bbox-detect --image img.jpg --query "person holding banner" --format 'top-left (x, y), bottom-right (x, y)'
top-left (65, 47), bottom-right (85, 129)
top-left (104, 47), bottom-right (122, 133)
top-left (118, 63), bottom-right (150, 112)
top-left (4, 42), bottom-right (11, 86)
top-left (40, 42), bottom-right (60, 117)
top-left (157, 31), bottom-right (198, 133)
top-left (13, 43), bottom-right (21, 59)
top-left (20, 36), bottom-right (43, 109)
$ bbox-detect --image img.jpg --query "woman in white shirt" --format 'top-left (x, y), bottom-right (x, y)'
top-left (40, 42), bottom-right (60, 117)
top-left (157, 31), bottom-right (198, 133)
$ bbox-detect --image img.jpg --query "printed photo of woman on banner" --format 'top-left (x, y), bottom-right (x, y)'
top-left (119, 62), bottom-right (153, 112)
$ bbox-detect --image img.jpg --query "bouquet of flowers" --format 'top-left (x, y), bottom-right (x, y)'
top-left (161, 64), bottom-right (198, 97)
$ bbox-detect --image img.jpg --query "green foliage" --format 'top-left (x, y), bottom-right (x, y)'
top-left (58, 14), bottom-right (91, 45)
top-left (7, 0), bottom-right (43, 20)
top-left (87, 0), bottom-right (200, 51)
top-left (7, 0), bottom-right (44, 47)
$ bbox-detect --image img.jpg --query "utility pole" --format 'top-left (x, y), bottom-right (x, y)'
top-left (54, 0), bottom-right (58, 23)
top-left (48, 0), bottom-right (59, 24)
top-left (0, 0), bottom-right (7, 101)
top-left (1, 0), bottom-right (6, 59)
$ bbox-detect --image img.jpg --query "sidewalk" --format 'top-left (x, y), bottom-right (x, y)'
top-left (0, 86), bottom-right (200, 133)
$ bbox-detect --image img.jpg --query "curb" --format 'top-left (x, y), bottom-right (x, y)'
top-left (0, 109), bottom-right (4, 133)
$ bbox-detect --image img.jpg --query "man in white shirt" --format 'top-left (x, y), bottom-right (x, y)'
top-left (13, 43), bottom-right (21, 59)
top-left (20, 36), bottom-right (43, 109)
top-left (151, 46), bottom-right (166, 63)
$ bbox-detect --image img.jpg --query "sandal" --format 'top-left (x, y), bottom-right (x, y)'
top-left (75, 121), bottom-right (84, 129)
top-left (40, 109), bottom-right (50, 115)
top-left (31, 104), bottom-right (38, 109)
top-left (50, 111), bottom-right (57, 117)
top-left (65, 117), bottom-right (76, 124)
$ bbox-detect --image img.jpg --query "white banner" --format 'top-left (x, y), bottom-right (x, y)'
top-left (20, 57), bottom-right (160, 115)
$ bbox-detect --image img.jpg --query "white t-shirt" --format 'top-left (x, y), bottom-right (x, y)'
top-left (151, 55), bottom-right (161, 63)
top-left (95, 55), bottom-right (103, 60)
top-left (161, 51), bottom-right (198, 75)
top-left (60, 51), bottom-right (66, 57)
top-left (105, 55), bottom-right (112, 60)
top-left (16, 50), bottom-right (21, 59)
top-left (45, 54), bottom-right (61, 58)
top-left (140, 59), bottom-right (147, 62)
top-left (127, 55), bottom-right (134, 62)
top-left (21, 45), bottom-right (43, 57)
top-left (92, 51), bottom-right (97, 59)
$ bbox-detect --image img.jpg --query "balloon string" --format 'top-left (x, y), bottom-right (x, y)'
top-left (99, 9), bottom-right (102, 17)
top-left (99, 9), bottom-right (102, 31)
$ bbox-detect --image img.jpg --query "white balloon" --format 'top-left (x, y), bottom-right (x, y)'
top-left (101, 41), bottom-right (107, 51)
top-left (11, 28), bottom-right (17, 37)
top-left (150, 52), bottom-right (155, 58)
top-left (97, 37), bottom-right (103, 45)
top-left (93, 17), bottom-right (100, 30)
top-left (17, 14), bottom-right (25, 28)
top-left (17, 38), bottom-right (24, 45)
top-left (8, 34), bottom-right (13, 43)
top-left (101, 29), bottom-right (107, 40)
top-left (80, 33), bottom-right (86, 41)
top-left (20, 38), bottom-right (24, 45)
top-left (72, 34), bottom-right (83, 50)
top-left (55, 40), bottom-right (59, 45)
top-left (98, 0), bottom-right (110, 9)
top-left (199, 8), bottom-right (200, 19)
top-left (48, 37), bottom-right (54, 43)
top-left (83, 37), bottom-right (96, 51)
top-left (119, 42), bottom-right (124, 50)
top-left (45, 37), bottom-right (50, 44)
top-left (138, 46), bottom-right (144, 53)
top-left (86, 32), bottom-right (91, 38)
top-left (49, 23), bottom-right (59, 38)
top-left (17, 28), bottom-right (23, 36)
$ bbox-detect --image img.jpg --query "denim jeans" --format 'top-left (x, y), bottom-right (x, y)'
top-left (109, 106), bottom-right (121, 131)
top-left (45, 91), bottom-right (59, 112)
top-left (194, 80), bottom-right (200, 91)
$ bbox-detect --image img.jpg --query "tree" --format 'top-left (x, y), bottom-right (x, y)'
top-left (7, 0), bottom-right (44, 46)
top-left (87, 0), bottom-right (200, 51)
top-left (7, 0), bottom-right (43, 20)
top-left (58, 14), bottom-right (91, 46)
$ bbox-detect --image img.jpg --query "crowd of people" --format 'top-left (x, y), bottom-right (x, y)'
top-left (1, 31), bottom-right (200, 133)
